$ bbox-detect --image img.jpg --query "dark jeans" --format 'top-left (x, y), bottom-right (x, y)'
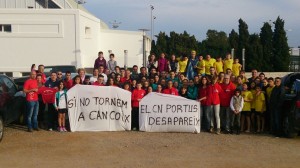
top-left (26, 101), bottom-right (39, 129)
top-left (201, 105), bottom-right (212, 131)
top-left (131, 107), bottom-right (139, 130)
top-left (47, 104), bottom-right (58, 129)
top-left (38, 101), bottom-right (45, 123)
top-left (220, 106), bottom-right (231, 131)
top-left (271, 106), bottom-right (282, 136)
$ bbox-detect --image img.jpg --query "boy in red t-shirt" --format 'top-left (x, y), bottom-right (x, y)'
top-left (131, 82), bottom-right (146, 130)
top-left (23, 71), bottom-right (39, 132)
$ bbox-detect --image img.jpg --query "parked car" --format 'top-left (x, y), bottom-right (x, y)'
top-left (44, 65), bottom-right (77, 77)
top-left (0, 74), bottom-right (26, 142)
top-left (281, 72), bottom-right (300, 138)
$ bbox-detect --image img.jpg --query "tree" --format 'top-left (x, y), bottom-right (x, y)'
top-left (155, 32), bottom-right (168, 56)
top-left (150, 40), bottom-right (158, 56)
top-left (228, 29), bottom-right (239, 57)
top-left (272, 17), bottom-right (290, 72)
top-left (238, 19), bottom-right (250, 68)
top-left (248, 34), bottom-right (263, 71)
top-left (260, 22), bottom-right (274, 71)
top-left (202, 30), bottom-right (229, 57)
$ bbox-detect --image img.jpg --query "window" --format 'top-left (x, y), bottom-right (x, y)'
top-left (0, 25), bottom-right (12, 33)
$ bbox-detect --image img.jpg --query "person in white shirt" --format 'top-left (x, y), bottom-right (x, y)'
top-left (90, 68), bottom-right (99, 84)
top-left (98, 65), bottom-right (107, 84)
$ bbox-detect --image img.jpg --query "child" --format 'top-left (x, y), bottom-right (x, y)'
top-left (254, 86), bottom-right (265, 133)
top-left (230, 89), bottom-right (244, 135)
top-left (54, 81), bottom-right (68, 132)
top-left (197, 55), bottom-right (205, 76)
top-left (240, 83), bottom-right (253, 133)
top-left (232, 58), bottom-right (242, 77)
top-left (249, 82), bottom-right (256, 132)
top-left (131, 82), bottom-right (146, 131)
top-left (179, 87), bottom-right (188, 98)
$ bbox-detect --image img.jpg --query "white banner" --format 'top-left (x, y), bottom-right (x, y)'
top-left (67, 85), bottom-right (131, 132)
top-left (139, 93), bottom-right (201, 133)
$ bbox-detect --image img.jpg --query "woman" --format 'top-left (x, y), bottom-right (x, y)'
top-left (198, 76), bottom-right (212, 132)
top-left (210, 77), bottom-right (223, 134)
top-left (107, 77), bottom-right (117, 87)
top-left (72, 75), bottom-right (82, 86)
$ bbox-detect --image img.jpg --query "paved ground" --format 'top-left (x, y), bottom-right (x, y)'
top-left (0, 126), bottom-right (300, 168)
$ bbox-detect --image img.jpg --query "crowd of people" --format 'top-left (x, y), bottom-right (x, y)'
top-left (23, 51), bottom-right (287, 137)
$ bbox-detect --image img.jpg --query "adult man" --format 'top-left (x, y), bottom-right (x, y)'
top-left (204, 55), bottom-right (216, 75)
top-left (44, 72), bottom-right (59, 131)
top-left (248, 69), bottom-right (258, 84)
top-left (223, 53), bottom-right (233, 72)
top-left (138, 66), bottom-right (148, 81)
top-left (206, 67), bottom-right (217, 82)
top-left (131, 65), bottom-right (139, 81)
top-left (23, 71), bottom-right (39, 132)
top-left (90, 68), bottom-right (99, 84)
top-left (269, 77), bottom-right (285, 137)
top-left (162, 80), bottom-right (179, 96)
top-left (63, 71), bottom-right (73, 90)
top-left (220, 74), bottom-right (236, 133)
top-left (56, 71), bottom-right (63, 82)
top-left (98, 65), bottom-right (107, 84)
top-left (94, 51), bottom-right (107, 70)
top-left (37, 64), bottom-right (46, 83)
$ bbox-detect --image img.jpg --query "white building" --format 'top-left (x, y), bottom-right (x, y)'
top-left (0, 0), bottom-right (151, 77)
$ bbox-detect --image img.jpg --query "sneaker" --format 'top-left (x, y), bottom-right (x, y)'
top-left (209, 127), bottom-right (214, 133)
top-left (28, 128), bottom-right (33, 132)
top-left (33, 128), bottom-right (39, 131)
top-left (58, 127), bottom-right (63, 132)
top-left (48, 128), bottom-right (53, 131)
top-left (62, 127), bottom-right (67, 132)
top-left (216, 128), bottom-right (221, 135)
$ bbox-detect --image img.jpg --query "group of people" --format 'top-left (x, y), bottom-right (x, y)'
top-left (23, 51), bottom-right (287, 137)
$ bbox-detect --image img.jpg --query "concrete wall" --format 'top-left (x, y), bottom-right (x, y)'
top-left (245, 72), bottom-right (293, 79)
top-left (99, 29), bottom-right (146, 69)
top-left (0, 9), bottom-right (79, 76)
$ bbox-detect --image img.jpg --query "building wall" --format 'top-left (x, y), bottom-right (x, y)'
top-left (99, 29), bottom-right (149, 69)
top-left (0, 8), bottom-right (149, 77)
top-left (0, 9), bottom-right (78, 76)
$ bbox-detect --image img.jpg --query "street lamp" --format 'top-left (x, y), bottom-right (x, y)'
top-left (150, 5), bottom-right (154, 41)
top-left (139, 29), bottom-right (150, 67)
top-left (124, 50), bottom-right (128, 70)
top-left (242, 48), bottom-right (245, 71)
top-left (153, 16), bottom-right (156, 40)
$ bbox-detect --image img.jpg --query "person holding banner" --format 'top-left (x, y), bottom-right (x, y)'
top-left (131, 82), bottom-right (146, 131)
top-left (163, 80), bottom-right (179, 96)
top-left (198, 76), bottom-right (212, 132)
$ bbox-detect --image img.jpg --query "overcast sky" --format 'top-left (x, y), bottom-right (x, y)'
top-left (83, 0), bottom-right (300, 47)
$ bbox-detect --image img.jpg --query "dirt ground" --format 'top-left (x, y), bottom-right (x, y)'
top-left (0, 126), bottom-right (300, 168)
